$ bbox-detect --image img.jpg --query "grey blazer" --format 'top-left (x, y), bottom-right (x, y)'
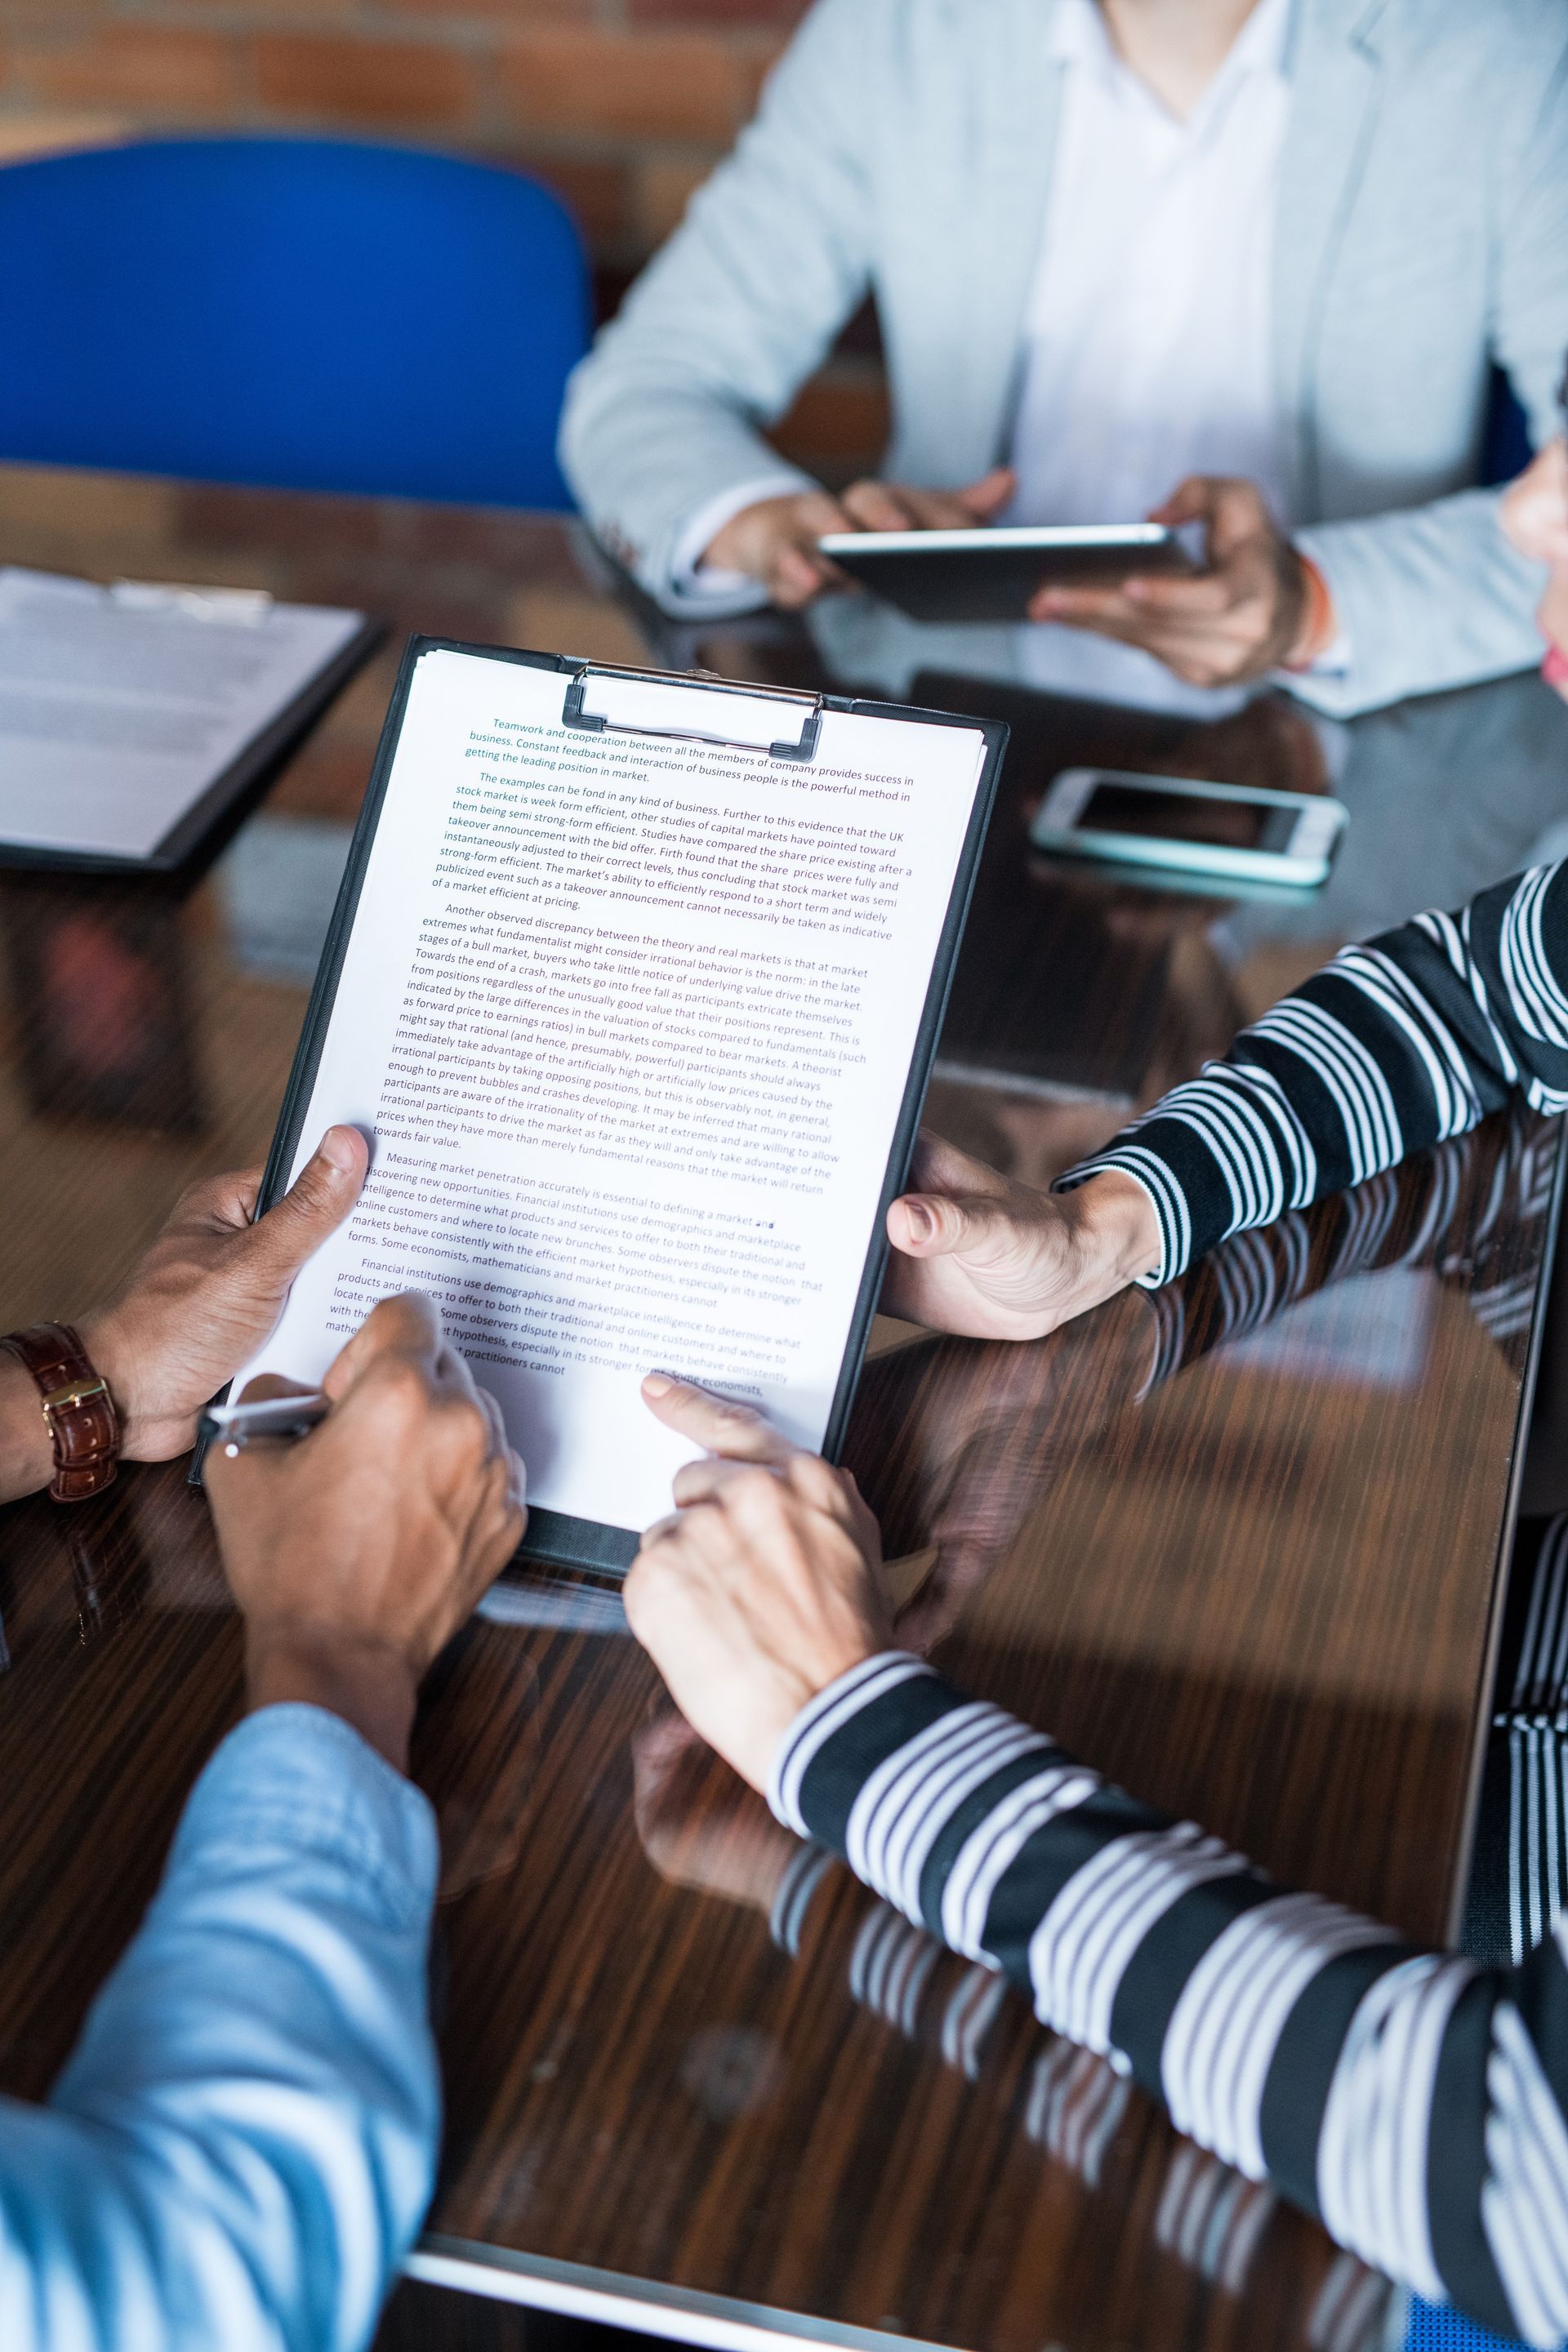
top-left (559, 0), bottom-right (1568, 719)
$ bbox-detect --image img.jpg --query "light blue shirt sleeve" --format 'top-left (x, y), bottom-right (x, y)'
top-left (0, 1704), bottom-right (440, 2352)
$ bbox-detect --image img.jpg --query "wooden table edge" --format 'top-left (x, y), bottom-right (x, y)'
top-left (407, 2238), bottom-right (950, 2352)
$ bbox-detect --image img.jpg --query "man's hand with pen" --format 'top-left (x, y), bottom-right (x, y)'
top-left (0, 1125), bottom-right (525, 1778)
top-left (209, 1293), bottom-right (525, 1772)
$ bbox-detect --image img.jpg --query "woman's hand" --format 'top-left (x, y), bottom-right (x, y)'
top-left (881, 1132), bottom-right (1162, 1339)
top-left (624, 1378), bottom-right (889, 1793)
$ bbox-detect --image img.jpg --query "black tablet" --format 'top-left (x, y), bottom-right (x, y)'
top-left (817, 523), bottom-right (1192, 625)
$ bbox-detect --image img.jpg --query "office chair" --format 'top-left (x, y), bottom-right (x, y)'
top-left (0, 136), bottom-right (590, 509)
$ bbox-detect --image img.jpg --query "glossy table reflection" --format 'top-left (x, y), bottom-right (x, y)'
top-left (2, 465), bottom-right (1567, 2352)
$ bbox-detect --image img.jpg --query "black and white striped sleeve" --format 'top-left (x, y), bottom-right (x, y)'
top-left (1058, 862), bottom-right (1568, 1285)
top-left (770, 1654), bottom-right (1568, 2346)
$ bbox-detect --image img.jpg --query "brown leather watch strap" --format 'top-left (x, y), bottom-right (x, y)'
top-left (0, 1322), bottom-right (121, 1502)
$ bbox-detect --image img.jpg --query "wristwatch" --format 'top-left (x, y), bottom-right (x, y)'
top-left (0, 1322), bottom-right (121, 1502)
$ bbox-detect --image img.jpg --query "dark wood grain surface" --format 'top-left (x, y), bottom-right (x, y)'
top-left (3, 465), bottom-right (1568, 2352)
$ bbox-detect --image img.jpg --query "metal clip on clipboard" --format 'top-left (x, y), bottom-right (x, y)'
top-left (560, 661), bottom-right (824, 763)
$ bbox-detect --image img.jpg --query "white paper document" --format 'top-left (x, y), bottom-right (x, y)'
top-left (238, 648), bottom-right (989, 1537)
top-left (0, 567), bottom-right (366, 859)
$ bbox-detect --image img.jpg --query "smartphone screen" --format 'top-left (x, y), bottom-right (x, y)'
top-left (1075, 781), bottom-right (1295, 853)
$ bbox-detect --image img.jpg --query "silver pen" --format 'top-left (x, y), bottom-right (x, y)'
top-left (198, 1392), bottom-right (332, 1455)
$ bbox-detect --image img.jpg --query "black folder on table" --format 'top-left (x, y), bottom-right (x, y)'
top-left (216, 642), bottom-right (1007, 1573)
top-left (0, 567), bottom-right (380, 876)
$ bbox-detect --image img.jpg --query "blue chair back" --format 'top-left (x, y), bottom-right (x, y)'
top-left (0, 136), bottom-right (590, 509)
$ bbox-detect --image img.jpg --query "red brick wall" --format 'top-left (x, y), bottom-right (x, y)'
top-left (0, 0), bottom-right (887, 479)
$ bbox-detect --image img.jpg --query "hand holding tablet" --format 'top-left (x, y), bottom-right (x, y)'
top-left (703, 466), bottom-right (1015, 611)
top-left (1027, 478), bottom-right (1321, 687)
top-left (716, 466), bottom-right (1316, 688)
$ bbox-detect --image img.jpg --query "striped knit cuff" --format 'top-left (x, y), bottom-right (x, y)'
top-left (1054, 1152), bottom-right (1187, 1287)
top-left (769, 1654), bottom-right (946, 1842)
top-left (768, 1654), bottom-right (1080, 1954)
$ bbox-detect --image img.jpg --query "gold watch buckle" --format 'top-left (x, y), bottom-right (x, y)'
top-left (40, 1374), bottom-right (109, 1419)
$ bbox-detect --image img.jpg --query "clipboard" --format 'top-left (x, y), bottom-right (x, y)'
top-left (213, 641), bottom-right (1007, 1574)
top-left (0, 581), bottom-right (381, 879)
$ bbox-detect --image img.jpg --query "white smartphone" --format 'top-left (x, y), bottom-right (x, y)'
top-left (1030, 768), bottom-right (1348, 888)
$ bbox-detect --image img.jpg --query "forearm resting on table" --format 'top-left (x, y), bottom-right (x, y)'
top-left (773, 1655), bottom-right (1568, 2345)
top-left (1058, 862), bottom-right (1568, 1286)
top-left (0, 1708), bottom-right (439, 2352)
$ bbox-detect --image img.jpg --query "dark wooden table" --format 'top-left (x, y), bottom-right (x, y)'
top-left (4, 465), bottom-right (1568, 2352)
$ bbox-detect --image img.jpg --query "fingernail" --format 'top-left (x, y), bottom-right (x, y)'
top-left (902, 1200), bottom-right (936, 1243)
top-left (643, 1371), bottom-right (675, 1397)
top-left (319, 1125), bottom-right (359, 1172)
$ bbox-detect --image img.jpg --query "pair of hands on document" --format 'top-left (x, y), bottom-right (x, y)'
top-left (1, 1123), bottom-right (1155, 1777)
top-left (704, 467), bottom-right (1319, 687)
top-left (39, 1123), bottom-right (1153, 1446)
